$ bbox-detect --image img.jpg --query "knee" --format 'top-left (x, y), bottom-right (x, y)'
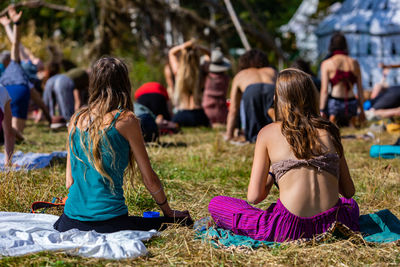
top-left (208, 196), bottom-right (226, 214)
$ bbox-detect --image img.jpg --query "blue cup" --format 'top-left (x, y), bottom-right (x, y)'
top-left (143, 211), bottom-right (160, 218)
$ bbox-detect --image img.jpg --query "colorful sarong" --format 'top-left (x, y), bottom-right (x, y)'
top-left (208, 196), bottom-right (359, 242)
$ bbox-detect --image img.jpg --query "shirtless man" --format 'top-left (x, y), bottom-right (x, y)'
top-left (225, 49), bottom-right (277, 143)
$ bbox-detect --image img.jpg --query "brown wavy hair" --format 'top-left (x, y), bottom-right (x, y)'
top-left (69, 57), bottom-right (136, 190)
top-left (275, 68), bottom-right (343, 159)
top-left (238, 49), bottom-right (269, 71)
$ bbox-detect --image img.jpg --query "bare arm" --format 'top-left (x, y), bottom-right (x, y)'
top-left (247, 126), bottom-right (274, 204)
top-left (225, 75), bottom-right (241, 140)
top-left (119, 112), bottom-right (190, 218)
top-left (73, 89), bottom-right (81, 111)
top-left (66, 123), bottom-right (74, 189)
top-left (2, 100), bottom-right (15, 165)
top-left (0, 16), bottom-right (14, 42)
top-left (30, 88), bottom-right (52, 123)
top-left (319, 61), bottom-right (329, 117)
top-left (354, 60), bottom-right (365, 121)
top-left (338, 154), bottom-right (355, 198)
top-left (8, 7), bottom-right (22, 63)
top-left (381, 64), bottom-right (400, 69)
top-left (168, 40), bottom-right (194, 75)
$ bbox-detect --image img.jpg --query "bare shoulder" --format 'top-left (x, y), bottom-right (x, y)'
top-left (260, 67), bottom-right (277, 75)
top-left (234, 68), bottom-right (252, 80)
top-left (116, 110), bottom-right (140, 128)
top-left (257, 122), bottom-right (281, 142)
top-left (320, 58), bottom-right (331, 70)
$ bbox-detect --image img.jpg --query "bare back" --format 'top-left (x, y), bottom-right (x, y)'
top-left (235, 67), bottom-right (277, 93)
top-left (322, 55), bottom-right (359, 98)
top-left (259, 123), bottom-right (341, 217)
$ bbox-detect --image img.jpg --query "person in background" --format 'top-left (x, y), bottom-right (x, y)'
top-left (54, 57), bottom-right (192, 233)
top-left (0, 7), bottom-right (51, 132)
top-left (320, 32), bottom-right (365, 127)
top-left (135, 82), bottom-right (171, 121)
top-left (41, 61), bottom-right (75, 127)
top-left (168, 40), bottom-right (210, 127)
top-left (209, 69), bottom-right (359, 242)
top-left (202, 49), bottom-right (231, 126)
top-left (291, 59), bottom-right (320, 91)
top-left (0, 84), bottom-right (15, 166)
top-left (225, 49), bottom-right (277, 143)
top-left (65, 67), bottom-right (90, 110)
top-left (134, 82), bottom-right (179, 136)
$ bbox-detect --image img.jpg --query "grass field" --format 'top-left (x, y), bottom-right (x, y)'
top-left (0, 120), bottom-right (399, 266)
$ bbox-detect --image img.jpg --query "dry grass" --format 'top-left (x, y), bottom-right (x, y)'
top-left (0, 121), bottom-right (399, 266)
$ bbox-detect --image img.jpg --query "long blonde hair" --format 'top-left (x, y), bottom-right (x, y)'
top-left (174, 46), bottom-right (202, 107)
top-left (69, 57), bottom-right (136, 189)
top-left (275, 68), bottom-right (343, 159)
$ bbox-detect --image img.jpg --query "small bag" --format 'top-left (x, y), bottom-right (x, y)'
top-left (31, 197), bottom-right (68, 213)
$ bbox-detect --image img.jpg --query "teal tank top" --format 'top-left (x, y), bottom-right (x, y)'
top-left (64, 110), bottom-right (129, 221)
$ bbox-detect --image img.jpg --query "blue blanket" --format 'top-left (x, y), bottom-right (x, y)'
top-left (360, 209), bottom-right (400, 243)
top-left (370, 145), bottom-right (400, 159)
top-left (0, 151), bottom-right (67, 171)
top-left (196, 210), bottom-right (400, 249)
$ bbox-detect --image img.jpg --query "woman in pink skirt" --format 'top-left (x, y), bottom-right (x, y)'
top-left (209, 68), bottom-right (359, 242)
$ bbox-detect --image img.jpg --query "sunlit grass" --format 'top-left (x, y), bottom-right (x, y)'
top-left (0, 121), bottom-right (399, 266)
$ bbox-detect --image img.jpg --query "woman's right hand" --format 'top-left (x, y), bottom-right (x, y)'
top-left (164, 209), bottom-right (191, 218)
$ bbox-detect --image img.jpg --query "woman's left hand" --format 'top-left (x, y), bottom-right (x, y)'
top-left (8, 6), bottom-right (22, 23)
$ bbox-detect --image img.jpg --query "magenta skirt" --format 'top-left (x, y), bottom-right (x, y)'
top-left (208, 196), bottom-right (359, 242)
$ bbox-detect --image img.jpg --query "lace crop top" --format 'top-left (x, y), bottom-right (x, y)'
top-left (270, 153), bottom-right (340, 183)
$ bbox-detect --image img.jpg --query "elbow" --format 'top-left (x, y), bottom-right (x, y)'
top-left (247, 193), bottom-right (262, 205)
top-left (342, 187), bottom-right (355, 199)
top-left (66, 180), bottom-right (73, 189)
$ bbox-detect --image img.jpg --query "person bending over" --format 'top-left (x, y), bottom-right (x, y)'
top-left (0, 6), bottom-right (51, 131)
top-left (0, 84), bottom-right (15, 165)
top-left (0, 7), bottom-right (50, 133)
top-left (320, 32), bottom-right (365, 126)
top-left (54, 57), bottom-right (192, 233)
top-left (209, 69), bottom-right (359, 242)
top-left (42, 61), bottom-right (75, 122)
top-left (225, 49), bottom-right (277, 143)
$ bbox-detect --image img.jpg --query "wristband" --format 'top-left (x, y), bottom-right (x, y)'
top-left (156, 198), bottom-right (168, 206)
top-left (14, 21), bottom-right (20, 25)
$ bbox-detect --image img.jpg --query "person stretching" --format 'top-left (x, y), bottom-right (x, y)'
top-left (209, 69), bottom-right (359, 242)
top-left (54, 57), bottom-right (192, 233)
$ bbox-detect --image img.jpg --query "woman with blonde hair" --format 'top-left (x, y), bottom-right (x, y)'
top-left (209, 68), bottom-right (359, 242)
top-left (54, 57), bottom-right (192, 232)
top-left (168, 40), bottom-right (210, 127)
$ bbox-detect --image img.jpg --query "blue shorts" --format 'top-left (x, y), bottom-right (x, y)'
top-left (327, 96), bottom-right (358, 117)
top-left (5, 84), bottom-right (30, 119)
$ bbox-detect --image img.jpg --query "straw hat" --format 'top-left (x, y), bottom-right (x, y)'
top-left (209, 49), bottom-right (231, 72)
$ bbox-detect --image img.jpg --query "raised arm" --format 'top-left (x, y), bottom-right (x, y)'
top-left (247, 126), bottom-right (274, 204)
top-left (225, 74), bottom-right (241, 140)
top-left (0, 16), bottom-right (14, 42)
top-left (120, 112), bottom-right (190, 218)
top-left (8, 7), bottom-right (22, 63)
top-left (319, 61), bottom-right (329, 118)
top-left (168, 40), bottom-right (194, 75)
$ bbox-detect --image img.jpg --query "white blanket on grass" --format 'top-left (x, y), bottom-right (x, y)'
top-left (0, 212), bottom-right (158, 259)
top-left (0, 151), bottom-right (67, 171)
